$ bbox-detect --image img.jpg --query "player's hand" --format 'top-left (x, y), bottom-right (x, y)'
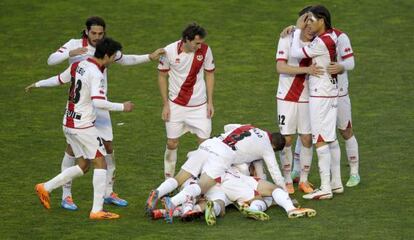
top-left (280, 25), bottom-right (295, 38)
top-left (307, 63), bottom-right (324, 77)
top-left (123, 101), bottom-right (134, 112)
top-left (69, 47), bottom-right (88, 57)
top-left (207, 103), bottom-right (214, 119)
top-left (25, 83), bottom-right (36, 93)
top-left (162, 104), bottom-right (170, 122)
top-left (296, 13), bottom-right (310, 30)
top-left (327, 62), bottom-right (345, 75)
top-left (149, 48), bottom-right (166, 61)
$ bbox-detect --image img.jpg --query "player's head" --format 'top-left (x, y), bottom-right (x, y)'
top-left (298, 5), bottom-right (313, 16)
top-left (181, 23), bottom-right (207, 52)
top-left (82, 16), bottom-right (106, 47)
top-left (270, 132), bottom-right (286, 151)
top-left (307, 5), bottom-right (332, 34)
top-left (297, 6), bottom-right (316, 41)
top-left (94, 38), bottom-right (122, 65)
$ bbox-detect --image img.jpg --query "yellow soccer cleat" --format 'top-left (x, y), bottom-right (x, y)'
top-left (288, 208), bottom-right (317, 218)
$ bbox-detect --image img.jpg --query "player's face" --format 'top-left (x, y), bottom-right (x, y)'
top-left (303, 25), bottom-right (315, 41)
top-left (103, 53), bottom-right (116, 66)
top-left (185, 35), bottom-right (204, 52)
top-left (87, 25), bottom-right (105, 47)
top-left (306, 14), bottom-right (324, 35)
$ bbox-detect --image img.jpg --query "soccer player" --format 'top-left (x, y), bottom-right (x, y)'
top-left (275, 6), bottom-right (324, 194)
top-left (33, 38), bottom-right (133, 219)
top-left (37, 16), bottom-right (164, 210)
top-left (158, 23), bottom-right (215, 179)
top-left (289, 5), bottom-right (342, 199)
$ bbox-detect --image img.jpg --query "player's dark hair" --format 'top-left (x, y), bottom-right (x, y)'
top-left (81, 16), bottom-right (106, 38)
top-left (310, 5), bottom-right (332, 29)
top-left (182, 23), bottom-right (207, 41)
top-left (298, 5), bottom-right (313, 16)
top-left (94, 38), bottom-right (122, 59)
top-left (271, 132), bottom-right (286, 151)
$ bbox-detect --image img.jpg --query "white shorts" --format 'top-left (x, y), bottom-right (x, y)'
top-left (181, 149), bottom-right (210, 177)
top-left (204, 185), bottom-right (232, 207)
top-left (277, 100), bottom-right (311, 135)
top-left (166, 101), bottom-right (211, 139)
top-left (200, 138), bottom-right (236, 181)
top-left (337, 94), bottom-right (353, 130)
top-left (95, 109), bottom-right (113, 141)
top-left (309, 97), bottom-right (338, 144)
top-left (220, 170), bottom-right (259, 204)
top-left (63, 126), bottom-right (107, 160)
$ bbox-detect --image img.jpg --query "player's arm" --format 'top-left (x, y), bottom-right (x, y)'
top-left (328, 34), bottom-right (355, 74)
top-left (25, 66), bottom-right (72, 92)
top-left (262, 150), bottom-right (286, 190)
top-left (158, 70), bottom-right (170, 121)
top-left (47, 40), bottom-right (87, 65)
top-left (204, 47), bottom-right (215, 119)
top-left (277, 60), bottom-right (324, 76)
top-left (115, 48), bottom-right (166, 65)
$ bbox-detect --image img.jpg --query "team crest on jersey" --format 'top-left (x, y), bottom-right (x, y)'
top-left (196, 55), bottom-right (203, 61)
top-left (344, 47), bottom-right (352, 52)
top-left (278, 51), bottom-right (284, 55)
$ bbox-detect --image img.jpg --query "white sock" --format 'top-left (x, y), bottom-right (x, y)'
top-left (280, 146), bottom-right (293, 183)
top-left (193, 204), bottom-right (202, 212)
top-left (91, 169), bottom-right (107, 213)
top-left (156, 177), bottom-right (178, 197)
top-left (263, 196), bottom-right (274, 207)
top-left (300, 146), bottom-right (313, 183)
top-left (105, 152), bottom-right (116, 197)
top-left (171, 184), bottom-right (201, 206)
top-left (182, 196), bottom-right (195, 215)
top-left (345, 136), bottom-right (359, 176)
top-left (316, 145), bottom-right (332, 192)
top-left (249, 200), bottom-right (267, 212)
top-left (329, 140), bottom-right (342, 188)
top-left (61, 152), bottom-right (76, 200)
top-left (164, 147), bottom-right (177, 178)
top-left (293, 137), bottom-right (302, 173)
top-left (213, 202), bottom-right (221, 216)
top-left (272, 188), bottom-right (295, 213)
top-left (44, 165), bottom-right (83, 192)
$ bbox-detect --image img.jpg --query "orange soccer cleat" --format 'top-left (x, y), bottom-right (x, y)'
top-left (89, 210), bottom-right (120, 220)
top-left (35, 183), bottom-right (50, 209)
top-left (298, 181), bottom-right (314, 193)
top-left (286, 183), bottom-right (295, 194)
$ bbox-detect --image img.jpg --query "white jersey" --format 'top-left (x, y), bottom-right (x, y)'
top-left (218, 124), bottom-right (284, 185)
top-left (158, 40), bottom-right (215, 107)
top-left (332, 29), bottom-right (354, 96)
top-left (57, 58), bottom-right (107, 129)
top-left (293, 29), bottom-right (339, 97)
top-left (276, 33), bottom-right (312, 102)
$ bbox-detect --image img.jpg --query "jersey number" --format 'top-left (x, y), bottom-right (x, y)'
top-left (69, 77), bottom-right (82, 104)
top-left (223, 125), bottom-right (254, 150)
top-left (278, 114), bottom-right (286, 125)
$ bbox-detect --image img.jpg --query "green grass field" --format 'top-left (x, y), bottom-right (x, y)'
top-left (1, 0), bottom-right (413, 239)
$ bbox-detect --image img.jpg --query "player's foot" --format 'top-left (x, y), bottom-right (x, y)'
top-left (182, 210), bottom-right (203, 222)
top-left (286, 182), bottom-right (295, 194)
top-left (89, 210), bottom-right (120, 220)
top-left (239, 204), bottom-right (270, 221)
top-left (291, 170), bottom-right (300, 183)
top-left (331, 185), bottom-right (344, 194)
top-left (162, 196), bottom-right (175, 224)
top-left (61, 196), bottom-right (78, 211)
top-left (145, 190), bottom-right (159, 216)
top-left (104, 192), bottom-right (128, 207)
top-left (298, 181), bottom-right (314, 193)
top-left (151, 209), bottom-right (166, 220)
top-left (35, 183), bottom-right (50, 209)
top-left (346, 174), bottom-right (360, 187)
top-left (204, 201), bottom-right (216, 226)
top-left (288, 208), bottom-right (317, 218)
top-left (303, 188), bottom-right (333, 200)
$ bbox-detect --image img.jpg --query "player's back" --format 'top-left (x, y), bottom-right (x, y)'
top-left (63, 59), bottom-right (105, 129)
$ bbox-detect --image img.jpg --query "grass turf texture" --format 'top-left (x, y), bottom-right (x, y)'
top-left (0, 0), bottom-right (413, 239)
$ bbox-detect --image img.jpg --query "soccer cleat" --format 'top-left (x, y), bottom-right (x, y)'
top-left (303, 188), bottom-right (333, 200)
top-left (181, 210), bottom-right (203, 222)
top-left (151, 209), bottom-right (166, 220)
top-left (298, 181), bottom-right (314, 194)
top-left (145, 190), bottom-right (159, 216)
top-left (288, 208), bottom-right (317, 218)
top-left (104, 192), bottom-right (128, 207)
top-left (61, 196), bottom-right (78, 211)
top-left (35, 183), bottom-right (51, 209)
top-left (332, 186), bottom-right (344, 194)
top-left (239, 204), bottom-right (270, 221)
top-left (291, 170), bottom-right (300, 183)
top-left (89, 210), bottom-right (120, 220)
top-left (162, 196), bottom-right (176, 224)
top-left (204, 201), bottom-right (216, 226)
top-left (286, 183), bottom-right (295, 194)
top-left (346, 174), bottom-right (361, 187)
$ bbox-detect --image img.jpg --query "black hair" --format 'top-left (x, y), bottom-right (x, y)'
top-left (181, 23), bottom-right (207, 41)
top-left (298, 5), bottom-right (313, 16)
top-left (271, 132), bottom-right (286, 151)
top-left (81, 16), bottom-right (106, 38)
top-left (310, 5), bottom-right (332, 29)
top-left (94, 38), bottom-right (122, 59)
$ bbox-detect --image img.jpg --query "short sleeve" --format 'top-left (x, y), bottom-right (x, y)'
top-left (302, 37), bottom-right (327, 58)
top-left (90, 73), bottom-right (106, 100)
top-left (203, 46), bottom-right (215, 72)
top-left (337, 34), bottom-right (354, 60)
top-left (276, 37), bottom-right (290, 61)
top-left (157, 49), bottom-right (170, 72)
top-left (58, 65), bottom-right (72, 84)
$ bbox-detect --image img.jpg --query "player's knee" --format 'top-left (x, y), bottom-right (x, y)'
top-left (78, 160), bottom-right (90, 173)
top-left (284, 135), bottom-right (293, 147)
top-left (339, 128), bottom-right (353, 140)
top-left (93, 157), bottom-right (107, 169)
top-left (300, 134), bottom-right (312, 148)
top-left (103, 141), bottom-right (113, 154)
top-left (65, 144), bottom-right (74, 156)
top-left (167, 139), bottom-right (179, 150)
